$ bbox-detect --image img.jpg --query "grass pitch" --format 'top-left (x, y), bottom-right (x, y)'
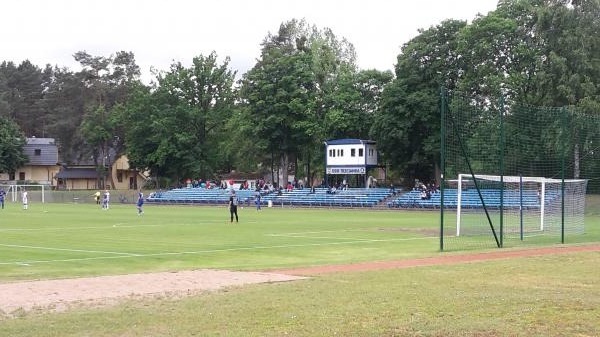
top-left (1, 199), bottom-right (599, 336)
top-left (0, 203), bottom-right (442, 282)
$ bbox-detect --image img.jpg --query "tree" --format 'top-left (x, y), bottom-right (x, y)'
top-left (241, 46), bottom-right (315, 185)
top-left (372, 20), bottom-right (468, 186)
top-left (121, 52), bottom-right (237, 184)
top-left (241, 19), bottom-right (358, 186)
top-left (325, 69), bottom-right (393, 140)
top-left (0, 60), bottom-right (46, 137)
top-left (42, 67), bottom-right (87, 164)
top-left (0, 117), bottom-right (27, 175)
top-left (457, 0), bottom-right (542, 103)
top-left (532, 0), bottom-right (600, 179)
top-left (75, 51), bottom-right (141, 187)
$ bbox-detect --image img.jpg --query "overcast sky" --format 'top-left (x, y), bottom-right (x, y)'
top-left (2, 0), bottom-right (499, 82)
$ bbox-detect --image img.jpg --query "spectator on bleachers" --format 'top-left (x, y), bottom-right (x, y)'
top-left (389, 184), bottom-right (397, 195)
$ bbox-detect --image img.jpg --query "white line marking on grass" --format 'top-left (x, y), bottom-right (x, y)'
top-left (0, 225), bottom-right (144, 232)
top-left (0, 222), bottom-right (208, 232)
top-left (266, 229), bottom-right (366, 236)
top-left (266, 229), bottom-right (433, 241)
top-left (269, 234), bottom-right (438, 242)
top-left (0, 243), bottom-right (141, 256)
top-left (268, 235), bottom-right (397, 240)
top-left (0, 236), bottom-right (438, 266)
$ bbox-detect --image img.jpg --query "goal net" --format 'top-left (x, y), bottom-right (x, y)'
top-left (454, 174), bottom-right (586, 239)
top-left (0, 184), bottom-right (47, 204)
top-left (440, 89), bottom-right (598, 251)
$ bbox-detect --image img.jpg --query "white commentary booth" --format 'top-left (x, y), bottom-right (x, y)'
top-left (324, 139), bottom-right (379, 188)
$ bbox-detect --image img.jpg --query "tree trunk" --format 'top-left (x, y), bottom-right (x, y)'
top-left (434, 161), bottom-right (441, 187)
top-left (307, 151), bottom-right (311, 187)
top-left (280, 152), bottom-right (289, 187)
top-left (270, 151), bottom-right (277, 187)
top-left (573, 143), bottom-right (580, 179)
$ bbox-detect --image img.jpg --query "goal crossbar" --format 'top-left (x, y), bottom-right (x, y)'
top-left (456, 174), bottom-right (586, 237)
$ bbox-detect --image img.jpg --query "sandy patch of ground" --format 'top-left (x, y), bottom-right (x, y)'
top-left (0, 269), bottom-right (306, 316)
top-left (277, 244), bottom-right (600, 275)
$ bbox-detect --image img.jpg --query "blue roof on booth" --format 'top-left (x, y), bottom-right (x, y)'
top-left (325, 139), bottom-right (376, 145)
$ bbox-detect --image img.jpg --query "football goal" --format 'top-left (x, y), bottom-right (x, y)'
top-left (440, 89), bottom-right (598, 250)
top-left (454, 174), bottom-right (587, 239)
top-left (0, 184), bottom-right (47, 203)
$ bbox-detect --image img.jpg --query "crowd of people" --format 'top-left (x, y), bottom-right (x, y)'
top-left (414, 182), bottom-right (440, 200)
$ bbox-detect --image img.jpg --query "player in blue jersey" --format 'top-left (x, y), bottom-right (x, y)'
top-left (136, 190), bottom-right (144, 215)
top-left (0, 188), bottom-right (5, 209)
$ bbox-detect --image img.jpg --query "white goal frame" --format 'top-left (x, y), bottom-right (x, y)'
top-left (456, 173), bottom-right (586, 237)
top-left (0, 184), bottom-right (47, 203)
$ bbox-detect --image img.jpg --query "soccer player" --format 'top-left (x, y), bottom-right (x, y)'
top-left (22, 190), bottom-right (28, 210)
top-left (102, 189), bottom-right (110, 210)
top-left (0, 188), bottom-right (5, 209)
top-left (94, 191), bottom-right (101, 205)
top-left (229, 190), bottom-right (239, 223)
top-left (255, 191), bottom-right (261, 211)
top-left (136, 190), bottom-right (144, 215)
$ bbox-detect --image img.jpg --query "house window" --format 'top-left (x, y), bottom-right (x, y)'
top-left (19, 172), bottom-right (25, 181)
top-left (359, 148), bottom-right (364, 157)
top-left (117, 171), bottom-right (123, 183)
top-left (351, 149), bottom-right (356, 157)
top-left (330, 149), bottom-right (335, 157)
top-left (369, 149), bottom-right (374, 156)
top-left (9, 172), bottom-right (15, 180)
top-left (340, 149), bottom-right (344, 157)
top-left (34, 149), bottom-right (41, 156)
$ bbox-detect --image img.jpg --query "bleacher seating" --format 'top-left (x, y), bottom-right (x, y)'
top-left (146, 187), bottom-right (394, 208)
top-left (387, 188), bottom-right (541, 209)
top-left (261, 187), bottom-right (393, 208)
top-left (146, 188), bottom-right (260, 205)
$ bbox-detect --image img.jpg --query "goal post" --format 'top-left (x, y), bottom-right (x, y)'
top-left (440, 89), bottom-right (596, 251)
top-left (455, 174), bottom-right (587, 239)
top-left (0, 184), bottom-right (47, 203)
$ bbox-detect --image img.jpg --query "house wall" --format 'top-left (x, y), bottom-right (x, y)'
top-left (109, 155), bottom-right (147, 190)
top-left (0, 165), bottom-right (60, 185)
top-left (20, 165), bottom-right (61, 185)
top-left (63, 179), bottom-right (98, 190)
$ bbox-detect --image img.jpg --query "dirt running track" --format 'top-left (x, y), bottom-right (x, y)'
top-left (1, 244), bottom-right (599, 315)
top-left (278, 244), bottom-right (600, 275)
